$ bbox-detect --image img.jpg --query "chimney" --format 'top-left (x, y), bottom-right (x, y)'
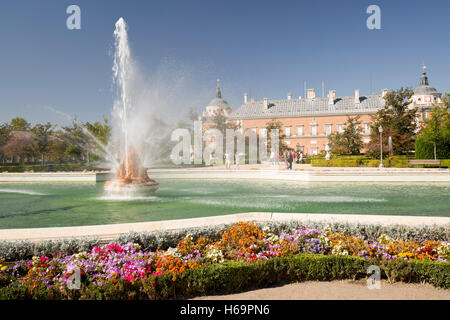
top-left (354, 89), bottom-right (360, 104)
top-left (328, 90), bottom-right (336, 105)
top-left (263, 97), bottom-right (269, 109)
top-left (307, 89), bottom-right (315, 99)
top-left (287, 93), bottom-right (292, 100)
top-left (382, 88), bottom-right (388, 98)
top-left (244, 93), bottom-right (248, 104)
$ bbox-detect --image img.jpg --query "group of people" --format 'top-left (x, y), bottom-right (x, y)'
top-left (284, 150), bottom-right (304, 170)
top-left (208, 150), bottom-right (305, 171)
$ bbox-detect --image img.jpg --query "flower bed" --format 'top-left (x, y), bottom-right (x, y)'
top-left (0, 222), bottom-right (449, 299)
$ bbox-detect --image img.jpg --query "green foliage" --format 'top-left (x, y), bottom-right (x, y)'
top-left (31, 123), bottom-right (53, 165)
top-left (10, 118), bottom-right (31, 131)
top-left (1, 255), bottom-right (448, 299)
top-left (382, 259), bottom-right (450, 288)
top-left (0, 123), bottom-right (12, 161)
top-left (415, 97), bottom-right (450, 159)
top-left (367, 88), bottom-right (417, 157)
top-left (0, 163), bottom-right (107, 173)
top-left (328, 116), bottom-right (363, 155)
top-left (85, 116), bottom-right (112, 146)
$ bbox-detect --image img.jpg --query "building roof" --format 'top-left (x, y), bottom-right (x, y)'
top-left (229, 93), bottom-right (384, 120)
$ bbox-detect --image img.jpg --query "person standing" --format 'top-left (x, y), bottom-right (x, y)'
top-left (270, 150), bottom-right (275, 167)
top-left (275, 151), bottom-right (279, 167)
top-left (235, 152), bottom-right (240, 170)
top-left (287, 150), bottom-right (293, 170)
top-left (225, 153), bottom-right (231, 170)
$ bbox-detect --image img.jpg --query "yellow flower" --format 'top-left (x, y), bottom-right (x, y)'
top-left (0, 265), bottom-right (6, 271)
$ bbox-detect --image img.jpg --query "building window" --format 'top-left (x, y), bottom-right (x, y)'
top-left (310, 124), bottom-right (318, 136)
top-left (296, 125), bottom-right (304, 136)
top-left (284, 126), bottom-right (291, 137)
top-left (422, 111), bottom-right (427, 119)
top-left (363, 123), bottom-right (371, 135)
top-left (324, 124), bottom-right (332, 136)
top-left (311, 147), bottom-right (318, 155)
top-left (338, 124), bottom-right (345, 133)
top-left (296, 144), bottom-right (304, 152)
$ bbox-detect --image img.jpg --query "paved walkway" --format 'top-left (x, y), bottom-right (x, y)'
top-left (1, 212), bottom-right (448, 242)
top-left (192, 280), bottom-right (450, 300)
top-left (149, 164), bottom-right (450, 182)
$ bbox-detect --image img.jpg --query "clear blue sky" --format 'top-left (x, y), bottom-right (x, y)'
top-left (0, 0), bottom-right (448, 126)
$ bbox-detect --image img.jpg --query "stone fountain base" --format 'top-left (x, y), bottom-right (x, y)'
top-left (104, 180), bottom-right (159, 196)
top-left (104, 148), bottom-right (159, 196)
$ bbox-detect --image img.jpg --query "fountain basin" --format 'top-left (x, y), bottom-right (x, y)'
top-left (104, 180), bottom-right (159, 196)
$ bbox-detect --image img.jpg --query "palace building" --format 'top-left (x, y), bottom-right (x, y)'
top-left (202, 67), bottom-right (442, 156)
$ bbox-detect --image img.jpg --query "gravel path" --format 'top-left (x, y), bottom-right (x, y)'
top-left (192, 280), bottom-right (450, 300)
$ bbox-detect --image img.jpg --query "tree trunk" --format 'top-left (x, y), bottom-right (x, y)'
top-left (41, 154), bottom-right (44, 165)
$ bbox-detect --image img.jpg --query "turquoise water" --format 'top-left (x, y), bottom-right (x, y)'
top-left (0, 179), bottom-right (449, 229)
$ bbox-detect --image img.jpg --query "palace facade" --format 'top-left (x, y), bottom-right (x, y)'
top-left (202, 67), bottom-right (442, 156)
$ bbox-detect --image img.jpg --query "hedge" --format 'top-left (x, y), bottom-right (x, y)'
top-left (1, 220), bottom-right (448, 262)
top-left (311, 155), bottom-right (449, 168)
top-left (0, 164), bottom-right (107, 173)
top-left (1, 254), bottom-right (448, 300)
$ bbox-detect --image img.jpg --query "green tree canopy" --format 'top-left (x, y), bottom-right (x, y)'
top-left (10, 117), bottom-right (31, 131)
top-left (85, 116), bottom-right (112, 146)
top-left (415, 93), bottom-right (450, 159)
top-left (328, 116), bottom-right (363, 155)
top-left (31, 122), bottom-right (54, 165)
top-left (367, 87), bottom-right (417, 157)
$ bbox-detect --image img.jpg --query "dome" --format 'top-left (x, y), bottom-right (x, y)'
top-left (207, 97), bottom-right (232, 110)
top-left (414, 66), bottom-right (440, 96)
top-left (203, 79), bottom-right (232, 118)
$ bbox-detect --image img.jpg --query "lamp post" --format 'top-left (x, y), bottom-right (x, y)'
top-left (379, 126), bottom-right (384, 168)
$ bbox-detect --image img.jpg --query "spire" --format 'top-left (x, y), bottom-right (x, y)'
top-left (216, 78), bottom-right (222, 98)
top-left (420, 64), bottom-right (429, 86)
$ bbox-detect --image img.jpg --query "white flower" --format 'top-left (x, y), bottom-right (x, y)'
top-left (378, 234), bottom-right (393, 245)
top-left (437, 242), bottom-right (450, 261)
top-left (205, 245), bottom-right (224, 263)
top-left (185, 233), bottom-right (194, 241)
top-left (166, 247), bottom-right (182, 258)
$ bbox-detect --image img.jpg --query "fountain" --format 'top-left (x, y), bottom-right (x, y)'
top-left (104, 17), bottom-right (159, 196)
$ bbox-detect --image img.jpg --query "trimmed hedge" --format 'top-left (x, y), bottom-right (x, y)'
top-left (311, 155), bottom-right (449, 168)
top-left (0, 164), bottom-right (107, 173)
top-left (1, 254), bottom-right (448, 300)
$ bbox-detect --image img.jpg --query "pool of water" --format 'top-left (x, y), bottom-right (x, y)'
top-left (0, 179), bottom-right (449, 229)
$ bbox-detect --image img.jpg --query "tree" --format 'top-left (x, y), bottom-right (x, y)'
top-left (265, 119), bottom-right (287, 154)
top-left (31, 122), bottom-right (53, 165)
top-left (85, 116), bottom-right (112, 162)
top-left (2, 133), bottom-right (35, 164)
top-left (328, 116), bottom-right (363, 155)
top-left (0, 123), bottom-right (12, 162)
top-left (61, 122), bottom-right (88, 162)
top-left (367, 88), bottom-right (417, 157)
top-left (10, 117), bottom-right (31, 131)
top-left (85, 116), bottom-right (112, 146)
top-left (415, 93), bottom-right (450, 159)
top-left (49, 130), bottom-right (70, 163)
